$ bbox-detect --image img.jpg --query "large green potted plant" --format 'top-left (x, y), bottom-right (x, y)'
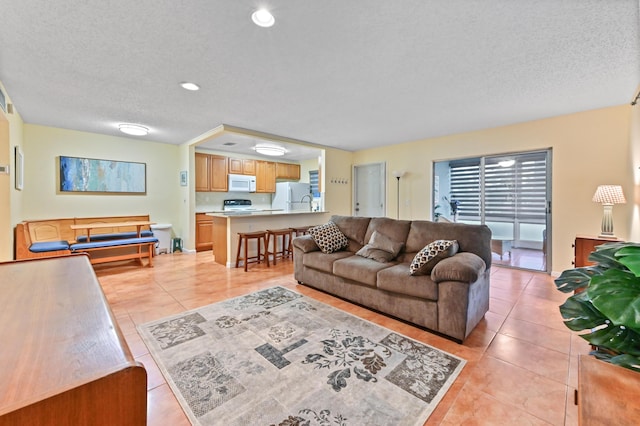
top-left (554, 242), bottom-right (640, 372)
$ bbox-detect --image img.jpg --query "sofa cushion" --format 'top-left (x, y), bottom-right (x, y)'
top-left (410, 240), bottom-right (459, 276)
top-left (431, 252), bottom-right (486, 283)
top-left (406, 220), bottom-right (493, 269)
top-left (363, 217), bottom-right (411, 250)
top-left (308, 221), bottom-right (349, 254)
top-left (303, 250), bottom-right (353, 273)
top-left (333, 256), bottom-right (393, 287)
top-left (29, 241), bottom-right (70, 253)
top-left (330, 215), bottom-right (372, 246)
top-left (355, 230), bottom-right (404, 263)
top-left (377, 264), bottom-right (439, 300)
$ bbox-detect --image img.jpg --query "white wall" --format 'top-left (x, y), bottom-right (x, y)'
top-left (22, 124), bottom-right (183, 237)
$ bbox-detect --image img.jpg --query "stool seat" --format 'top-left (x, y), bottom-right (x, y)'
top-left (267, 228), bottom-right (293, 265)
top-left (236, 231), bottom-right (269, 271)
top-left (290, 225), bottom-right (313, 236)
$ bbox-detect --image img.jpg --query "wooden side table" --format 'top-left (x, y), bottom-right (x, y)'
top-left (578, 355), bottom-right (640, 425)
top-left (574, 235), bottom-right (622, 267)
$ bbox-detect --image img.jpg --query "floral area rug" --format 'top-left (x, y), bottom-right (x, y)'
top-left (138, 287), bottom-right (465, 425)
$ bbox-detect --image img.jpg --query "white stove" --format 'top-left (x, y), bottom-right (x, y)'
top-left (223, 199), bottom-right (258, 213)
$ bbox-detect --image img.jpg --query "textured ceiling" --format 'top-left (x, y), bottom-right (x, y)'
top-left (1, 0), bottom-right (639, 154)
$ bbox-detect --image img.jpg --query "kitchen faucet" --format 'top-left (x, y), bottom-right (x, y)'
top-left (300, 194), bottom-right (313, 211)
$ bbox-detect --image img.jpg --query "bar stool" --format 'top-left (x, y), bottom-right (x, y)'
top-left (288, 225), bottom-right (316, 253)
top-left (266, 228), bottom-right (293, 265)
top-left (236, 231), bottom-right (269, 271)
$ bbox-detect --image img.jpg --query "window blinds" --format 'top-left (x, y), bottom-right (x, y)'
top-left (449, 152), bottom-right (547, 223)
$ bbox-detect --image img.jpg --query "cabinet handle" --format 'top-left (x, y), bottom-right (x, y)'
top-left (572, 244), bottom-right (575, 248)
top-left (571, 261), bottom-right (575, 265)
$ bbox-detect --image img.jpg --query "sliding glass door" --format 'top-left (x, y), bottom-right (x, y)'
top-left (434, 149), bottom-right (551, 272)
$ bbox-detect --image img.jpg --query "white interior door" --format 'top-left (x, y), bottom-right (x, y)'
top-left (353, 163), bottom-right (385, 217)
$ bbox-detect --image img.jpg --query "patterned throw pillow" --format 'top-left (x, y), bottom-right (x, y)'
top-left (308, 221), bottom-right (349, 254)
top-left (409, 240), bottom-right (459, 276)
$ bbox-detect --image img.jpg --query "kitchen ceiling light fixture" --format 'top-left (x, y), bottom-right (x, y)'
top-left (251, 9), bottom-right (275, 27)
top-left (253, 143), bottom-right (286, 156)
top-left (180, 82), bottom-right (200, 91)
top-left (118, 124), bottom-right (149, 136)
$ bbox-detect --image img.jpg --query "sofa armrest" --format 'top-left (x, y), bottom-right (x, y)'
top-left (431, 252), bottom-right (486, 283)
top-left (293, 235), bottom-right (320, 253)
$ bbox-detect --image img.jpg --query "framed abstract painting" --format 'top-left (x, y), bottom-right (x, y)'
top-left (59, 156), bottom-right (146, 194)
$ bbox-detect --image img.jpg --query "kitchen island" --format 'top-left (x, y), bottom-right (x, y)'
top-left (205, 210), bottom-right (330, 267)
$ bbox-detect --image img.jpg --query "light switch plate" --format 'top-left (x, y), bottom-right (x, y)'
top-left (0, 165), bottom-right (9, 174)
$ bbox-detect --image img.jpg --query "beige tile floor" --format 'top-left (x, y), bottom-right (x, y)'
top-left (94, 252), bottom-right (587, 425)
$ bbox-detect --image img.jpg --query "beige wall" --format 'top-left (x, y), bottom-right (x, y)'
top-left (22, 124), bottom-right (183, 236)
top-left (0, 83), bottom-right (25, 261)
top-left (353, 105), bottom-right (634, 274)
top-left (322, 147), bottom-right (353, 216)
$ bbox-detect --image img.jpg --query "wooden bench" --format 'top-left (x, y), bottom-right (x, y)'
top-left (15, 215), bottom-right (157, 266)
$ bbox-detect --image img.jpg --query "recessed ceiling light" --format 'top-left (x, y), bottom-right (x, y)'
top-left (118, 124), bottom-right (149, 136)
top-left (180, 82), bottom-right (200, 91)
top-left (253, 143), bottom-right (286, 156)
top-left (252, 9), bottom-right (275, 27)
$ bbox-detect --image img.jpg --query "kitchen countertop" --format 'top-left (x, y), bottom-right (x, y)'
top-left (204, 210), bottom-right (327, 218)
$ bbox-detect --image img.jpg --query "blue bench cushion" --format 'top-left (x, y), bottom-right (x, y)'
top-left (75, 230), bottom-right (154, 242)
top-left (30, 241), bottom-right (70, 253)
top-left (71, 237), bottom-right (158, 251)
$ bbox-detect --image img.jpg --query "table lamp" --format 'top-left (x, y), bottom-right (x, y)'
top-left (592, 185), bottom-right (626, 238)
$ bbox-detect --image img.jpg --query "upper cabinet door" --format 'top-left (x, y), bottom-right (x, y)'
top-left (256, 160), bottom-right (276, 193)
top-left (209, 155), bottom-right (228, 191)
top-left (275, 162), bottom-right (301, 180)
top-left (195, 153), bottom-right (210, 191)
top-left (228, 158), bottom-right (243, 175)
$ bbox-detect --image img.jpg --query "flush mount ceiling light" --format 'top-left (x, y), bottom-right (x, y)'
top-left (253, 143), bottom-right (286, 156)
top-left (180, 82), bottom-right (200, 91)
top-left (118, 124), bottom-right (149, 136)
top-left (252, 9), bottom-right (275, 27)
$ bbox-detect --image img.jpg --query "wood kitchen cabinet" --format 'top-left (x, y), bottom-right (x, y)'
top-left (195, 153), bottom-right (228, 192)
top-left (256, 160), bottom-right (276, 193)
top-left (574, 235), bottom-right (622, 267)
top-left (209, 155), bottom-right (228, 191)
top-left (195, 213), bottom-right (213, 251)
top-left (228, 158), bottom-right (256, 176)
top-left (275, 162), bottom-right (301, 180)
top-left (195, 153), bottom-right (210, 192)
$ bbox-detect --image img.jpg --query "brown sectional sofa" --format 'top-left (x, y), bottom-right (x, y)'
top-left (293, 215), bottom-right (492, 342)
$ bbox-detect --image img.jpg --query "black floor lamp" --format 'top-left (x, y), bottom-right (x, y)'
top-left (392, 170), bottom-right (405, 219)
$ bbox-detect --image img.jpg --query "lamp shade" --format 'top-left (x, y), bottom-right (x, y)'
top-left (592, 185), bottom-right (626, 204)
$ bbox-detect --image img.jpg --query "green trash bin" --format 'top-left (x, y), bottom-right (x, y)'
top-left (171, 237), bottom-right (183, 253)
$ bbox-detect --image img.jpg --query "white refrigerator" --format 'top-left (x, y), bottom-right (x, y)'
top-left (272, 182), bottom-right (312, 212)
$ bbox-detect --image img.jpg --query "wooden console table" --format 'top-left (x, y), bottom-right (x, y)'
top-left (0, 255), bottom-right (147, 425)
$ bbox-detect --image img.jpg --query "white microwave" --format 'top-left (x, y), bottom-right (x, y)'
top-left (228, 174), bottom-right (256, 192)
